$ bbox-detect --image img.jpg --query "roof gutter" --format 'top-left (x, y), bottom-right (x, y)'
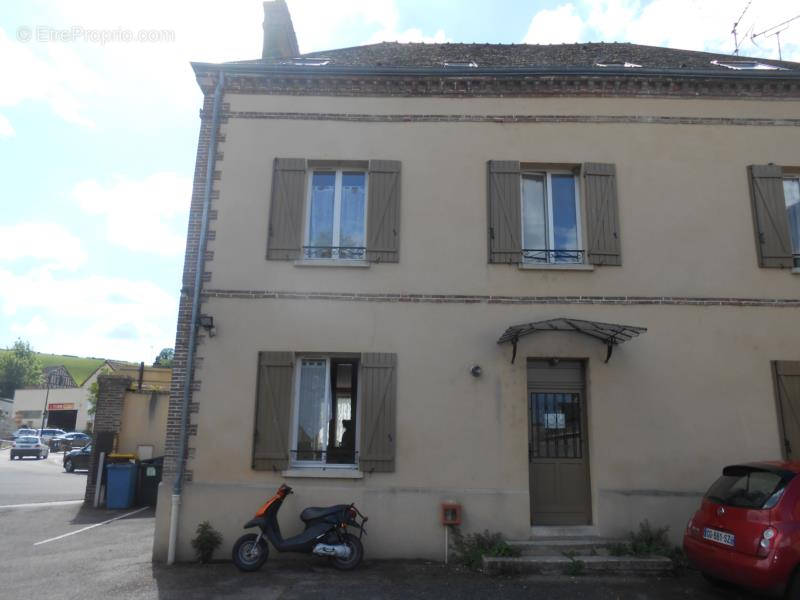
top-left (167, 68), bottom-right (225, 566)
top-left (191, 61), bottom-right (800, 81)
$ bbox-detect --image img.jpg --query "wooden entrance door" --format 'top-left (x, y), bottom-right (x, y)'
top-left (528, 360), bottom-right (591, 525)
top-left (774, 361), bottom-right (800, 459)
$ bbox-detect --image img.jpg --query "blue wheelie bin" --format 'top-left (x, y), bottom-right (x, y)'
top-left (106, 462), bottom-right (138, 509)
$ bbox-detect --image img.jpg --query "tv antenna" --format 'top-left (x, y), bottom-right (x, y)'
top-left (731, 1), bottom-right (752, 55)
top-left (751, 14), bottom-right (800, 60)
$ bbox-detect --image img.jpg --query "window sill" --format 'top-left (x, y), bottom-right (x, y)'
top-left (281, 468), bottom-right (364, 479)
top-left (518, 263), bottom-right (595, 271)
top-left (293, 259), bottom-right (370, 268)
top-left (792, 268), bottom-right (800, 275)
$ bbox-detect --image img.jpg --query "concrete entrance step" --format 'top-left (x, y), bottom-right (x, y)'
top-left (508, 537), bottom-right (625, 556)
top-left (530, 525), bottom-right (598, 538)
top-left (482, 554), bottom-right (674, 576)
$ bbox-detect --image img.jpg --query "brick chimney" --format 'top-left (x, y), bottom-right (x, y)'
top-left (262, 0), bottom-right (299, 60)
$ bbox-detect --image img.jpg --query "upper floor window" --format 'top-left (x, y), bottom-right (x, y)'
top-left (784, 176), bottom-right (800, 268)
top-left (521, 171), bottom-right (583, 264)
top-left (267, 159), bottom-right (400, 264)
top-left (748, 165), bottom-right (800, 270)
top-left (305, 169), bottom-right (367, 260)
top-left (488, 161), bottom-right (621, 267)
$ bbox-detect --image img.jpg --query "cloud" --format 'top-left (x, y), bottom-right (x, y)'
top-left (72, 172), bottom-right (191, 256)
top-left (0, 27), bottom-right (101, 128)
top-left (0, 223), bottom-right (88, 270)
top-left (522, 0), bottom-right (800, 62)
top-left (0, 266), bottom-right (177, 361)
top-left (10, 316), bottom-right (50, 338)
top-left (523, 3), bottom-right (586, 45)
top-left (0, 114), bottom-right (15, 137)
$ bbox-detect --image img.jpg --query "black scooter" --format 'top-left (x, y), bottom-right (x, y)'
top-left (232, 483), bottom-right (367, 571)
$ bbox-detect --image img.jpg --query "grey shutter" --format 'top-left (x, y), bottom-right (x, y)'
top-left (359, 353), bottom-right (397, 473)
top-left (367, 160), bottom-right (401, 263)
top-left (253, 352), bottom-right (293, 471)
top-left (748, 165), bottom-right (793, 268)
top-left (774, 361), bottom-right (800, 460)
top-left (488, 160), bottom-right (522, 263)
top-left (583, 163), bottom-right (622, 266)
top-left (266, 158), bottom-right (306, 260)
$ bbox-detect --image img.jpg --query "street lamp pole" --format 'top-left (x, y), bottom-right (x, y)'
top-left (39, 373), bottom-right (52, 435)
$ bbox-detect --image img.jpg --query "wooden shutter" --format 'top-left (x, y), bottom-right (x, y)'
top-left (748, 165), bottom-right (793, 268)
top-left (774, 361), bottom-right (800, 460)
top-left (487, 160), bottom-right (522, 263)
top-left (583, 163), bottom-right (622, 266)
top-left (266, 158), bottom-right (306, 260)
top-left (253, 352), bottom-right (293, 471)
top-left (367, 160), bottom-right (401, 263)
top-left (359, 353), bottom-right (397, 473)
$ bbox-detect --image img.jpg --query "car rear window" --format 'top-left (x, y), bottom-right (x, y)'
top-left (705, 465), bottom-right (795, 509)
top-left (18, 437), bottom-right (39, 443)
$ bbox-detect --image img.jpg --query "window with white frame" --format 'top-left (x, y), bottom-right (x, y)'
top-left (521, 171), bottom-right (583, 264)
top-left (292, 357), bottom-right (358, 466)
top-left (305, 169), bottom-right (367, 260)
top-left (784, 175), bottom-right (800, 268)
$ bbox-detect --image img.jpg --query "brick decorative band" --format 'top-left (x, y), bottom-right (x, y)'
top-left (216, 73), bottom-right (800, 100)
top-left (201, 289), bottom-right (800, 308)
top-left (218, 111), bottom-right (800, 128)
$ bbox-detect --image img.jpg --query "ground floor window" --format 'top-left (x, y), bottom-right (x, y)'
top-left (292, 357), bottom-right (358, 466)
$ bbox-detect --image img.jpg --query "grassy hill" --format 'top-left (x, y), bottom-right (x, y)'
top-left (0, 351), bottom-right (105, 387)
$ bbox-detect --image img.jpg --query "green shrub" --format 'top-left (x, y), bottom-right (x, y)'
top-left (191, 520), bottom-right (223, 564)
top-left (628, 519), bottom-right (671, 557)
top-left (450, 528), bottom-right (520, 570)
top-left (607, 541), bottom-right (630, 556)
top-left (562, 552), bottom-right (585, 576)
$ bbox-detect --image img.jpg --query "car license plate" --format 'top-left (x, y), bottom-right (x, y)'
top-left (703, 527), bottom-right (735, 547)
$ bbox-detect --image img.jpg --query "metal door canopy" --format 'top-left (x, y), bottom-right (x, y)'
top-left (498, 317), bottom-right (647, 363)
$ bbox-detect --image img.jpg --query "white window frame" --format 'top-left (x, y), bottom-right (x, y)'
top-left (520, 170), bottom-right (583, 264)
top-left (290, 356), bottom-right (360, 469)
top-left (304, 168), bottom-right (368, 261)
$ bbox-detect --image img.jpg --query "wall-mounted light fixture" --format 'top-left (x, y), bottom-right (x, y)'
top-left (198, 314), bottom-right (216, 337)
top-left (470, 364), bottom-right (482, 378)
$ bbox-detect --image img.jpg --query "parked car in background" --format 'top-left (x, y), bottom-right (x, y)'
top-left (11, 428), bottom-right (37, 440)
top-left (63, 444), bottom-right (92, 472)
top-left (35, 428), bottom-right (66, 444)
top-left (10, 436), bottom-right (50, 460)
top-left (50, 432), bottom-right (91, 451)
top-left (684, 462), bottom-right (800, 596)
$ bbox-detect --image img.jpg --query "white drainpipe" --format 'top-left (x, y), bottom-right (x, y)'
top-left (167, 69), bottom-right (225, 565)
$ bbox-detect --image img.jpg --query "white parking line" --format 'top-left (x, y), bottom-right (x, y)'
top-left (0, 500), bottom-right (83, 509)
top-left (33, 506), bottom-right (149, 546)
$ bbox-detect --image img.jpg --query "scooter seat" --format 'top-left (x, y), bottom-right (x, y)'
top-left (300, 504), bottom-right (350, 522)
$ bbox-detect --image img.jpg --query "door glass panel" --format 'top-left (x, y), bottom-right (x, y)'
top-left (308, 171), bottom-right (335, 258)
top-left (551, 174), bottom-right (580, 263)
top-left (784, 178), bottom-right (800, 267)
top-left (296, 359), bottom-right (328, 461)
top-left (339, 172), bottom-right (366, 259)
top-left (531, 392), bottom-right (582, 458)
top-left (522, 174), bottom-right (547, 263)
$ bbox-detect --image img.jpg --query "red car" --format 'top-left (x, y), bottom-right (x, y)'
top-left (684, 462), bottom-right (800, 596)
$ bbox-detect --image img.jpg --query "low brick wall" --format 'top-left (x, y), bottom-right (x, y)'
top-left (83, 375), bottom-right (130, 504)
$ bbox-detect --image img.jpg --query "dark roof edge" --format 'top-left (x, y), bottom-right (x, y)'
top-left (191, 61), bottom-right (800, 80)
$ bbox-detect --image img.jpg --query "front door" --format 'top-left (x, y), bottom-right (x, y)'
top-left (528, 359), bottom-right (591, 525)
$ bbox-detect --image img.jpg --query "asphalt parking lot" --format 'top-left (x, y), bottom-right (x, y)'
top-left (0, 447), bottom-right (772, 599)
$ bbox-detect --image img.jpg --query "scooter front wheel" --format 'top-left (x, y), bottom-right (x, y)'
top-left (331, 533), bottom-right (363, 571)
top-left (232, 533), bottom-right (269, 572)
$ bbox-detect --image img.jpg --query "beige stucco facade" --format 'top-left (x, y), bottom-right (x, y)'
top-left (153, 90), bottom-right (800, 562)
